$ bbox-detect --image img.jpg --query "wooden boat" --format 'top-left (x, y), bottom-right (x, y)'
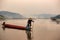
top-left (2, 22), bottom-right (31, 31)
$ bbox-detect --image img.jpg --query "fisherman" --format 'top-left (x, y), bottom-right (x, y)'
top-left (27, 18), bottom-right (34, 26)
top-left (26, 18), bottom-right (34, 31)
top-left (26, 18), bottom-right (34, 40)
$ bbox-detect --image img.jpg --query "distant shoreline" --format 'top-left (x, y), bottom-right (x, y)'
top-left (4, 18), bottom-right (51, 20)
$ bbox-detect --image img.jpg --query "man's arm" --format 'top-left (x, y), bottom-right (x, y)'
top-left (32, 20), bottom-right (34, 22)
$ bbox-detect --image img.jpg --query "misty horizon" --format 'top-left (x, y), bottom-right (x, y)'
top-left (0, 0), bottom-right (60, 16)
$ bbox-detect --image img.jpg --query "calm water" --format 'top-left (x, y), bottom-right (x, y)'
top-left (0, 19), bottom-right (60, 40)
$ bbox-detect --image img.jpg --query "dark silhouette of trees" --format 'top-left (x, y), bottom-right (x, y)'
top-left (0, 15), bottom-right (5, 20)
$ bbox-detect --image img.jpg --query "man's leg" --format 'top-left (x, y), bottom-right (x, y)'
top-left (26, 30), bottom-right (31, 40)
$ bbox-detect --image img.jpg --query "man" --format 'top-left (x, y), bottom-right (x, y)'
top-left (26, 18), bottom-right (34, 31)
top-left (26, 18), bottom-right (34, 40)
top-left (27, 18), bottom-right (34, 27)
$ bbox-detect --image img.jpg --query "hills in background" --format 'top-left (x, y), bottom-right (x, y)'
top-left (0, 11), bottom-right (58, 19)
top-left (34, 14), bottom-right (57, 19)
top-left (0, 11), bottom-right (25, 19)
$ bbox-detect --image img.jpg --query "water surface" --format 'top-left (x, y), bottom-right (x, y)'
top-left (0, 19), bottom-right (60, 40)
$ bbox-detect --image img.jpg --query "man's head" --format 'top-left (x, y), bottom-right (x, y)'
top-left (29, 18), bottom-right (32, 20)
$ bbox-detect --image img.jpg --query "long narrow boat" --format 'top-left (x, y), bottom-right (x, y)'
top-left (2, 22), bottom-right (28, 30)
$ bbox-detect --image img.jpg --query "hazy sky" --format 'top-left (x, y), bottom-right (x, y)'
top-left (0, 0), bottom-right (60, 17)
